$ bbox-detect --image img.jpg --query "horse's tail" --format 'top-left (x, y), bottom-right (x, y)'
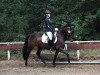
top-left (22, 35), bottom-right (29, 60)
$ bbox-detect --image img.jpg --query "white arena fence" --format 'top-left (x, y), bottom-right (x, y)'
top-left (0, 41), bottom-right (100, 61)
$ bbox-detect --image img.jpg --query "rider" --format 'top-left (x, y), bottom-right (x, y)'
top-left (44, 10), bottom-right (54, 48)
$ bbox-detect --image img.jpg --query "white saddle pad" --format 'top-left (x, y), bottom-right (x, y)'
top-left (41, 33), bottom-right (57, 43)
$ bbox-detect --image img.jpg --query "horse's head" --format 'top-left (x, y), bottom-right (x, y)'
top-left (61, 26), bottom-right (74, 41)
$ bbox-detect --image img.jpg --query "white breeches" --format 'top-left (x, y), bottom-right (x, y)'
top-left (46, 32), bottom-right (53, 40)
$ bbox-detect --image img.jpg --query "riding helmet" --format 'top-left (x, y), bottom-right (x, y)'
top-left (44, 10), bottom-right (51, 14)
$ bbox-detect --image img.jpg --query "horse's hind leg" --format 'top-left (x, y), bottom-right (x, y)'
top-left (36, 48), bottom-right (46, 65)
top-left (53, 50), bottom-right (59, 66)
top-left (25, 48), bottom-right (32, 66)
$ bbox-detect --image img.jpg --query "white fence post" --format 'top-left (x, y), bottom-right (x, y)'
top-left (64, 44), bottom-right (67, 50)
top-left (7, 50), bottom-right (10, 60)
top-left (77, 50), bottom-right (80, 60)
top-left (76, 41), bottom-right (80, 60)
top-left (7, 43), bottom-right (10, 60)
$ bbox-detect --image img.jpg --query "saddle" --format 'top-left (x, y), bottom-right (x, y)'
top-left (42, 28), bottom-right (58, 43)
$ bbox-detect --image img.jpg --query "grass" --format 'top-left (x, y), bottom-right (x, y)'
top-left (0, 51), bottom-right (7, 60)
top-left (0, 49), bottom-right (100, 60)
top-left (80, 49), bottom-right (100, 57)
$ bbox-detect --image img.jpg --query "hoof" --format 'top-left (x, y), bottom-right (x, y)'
top-left (52, 63), bottom-right (56, 67)
top-left (53, 65), bottom-right (56, 67)
top-left (68, 61), bottom-right (70, 64)
top-left (25, 63), bottom-right (28, 66)
top-left (43, 64), bottom-right (47, 67)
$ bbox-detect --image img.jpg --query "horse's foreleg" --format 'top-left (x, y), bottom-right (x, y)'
top-left (59, 48), bottom-right (70, 63)
top-left (53, 50), bottom-right (59, 66)
top-left (36, 49), bottom-right (46, 65)
top-left (66, 53), bottom-right (70, 63)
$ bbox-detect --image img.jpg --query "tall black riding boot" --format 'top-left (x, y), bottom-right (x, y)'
top-left (48, 40), bottom-right (53, 48)
top-left (48, 40), bottom-right (53, 53)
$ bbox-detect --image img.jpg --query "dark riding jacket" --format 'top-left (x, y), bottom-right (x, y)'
top-left (45, 16), bottom-right (53, 32)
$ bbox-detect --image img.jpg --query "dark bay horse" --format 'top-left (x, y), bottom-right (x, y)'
top-left (22, 26), bottom-right (73, 66)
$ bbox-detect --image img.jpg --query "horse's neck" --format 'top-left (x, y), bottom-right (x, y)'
top-left (57, 32), bottom-right (65, 42)
top-left (58, 30), bottom-right (66, 41)
top-left (62, 34), bottom-right (66, 41)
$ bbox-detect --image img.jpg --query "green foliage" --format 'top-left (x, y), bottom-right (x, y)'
top-left (0, 0), bottom-right (100, 41)
top-left (0, 51), bottom-right (7, 60)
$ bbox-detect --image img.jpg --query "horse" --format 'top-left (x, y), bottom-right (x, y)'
top-left (22, 26), bottom-right (73, 66)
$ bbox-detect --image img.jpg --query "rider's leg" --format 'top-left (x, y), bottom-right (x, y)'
top-left (46, 32), bottom-right (52, 40)
top-left (46, 32), bottom-right (53, 47)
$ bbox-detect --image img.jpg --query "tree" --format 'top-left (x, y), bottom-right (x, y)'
top-left (0, 0), bottom-right (100, 41)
